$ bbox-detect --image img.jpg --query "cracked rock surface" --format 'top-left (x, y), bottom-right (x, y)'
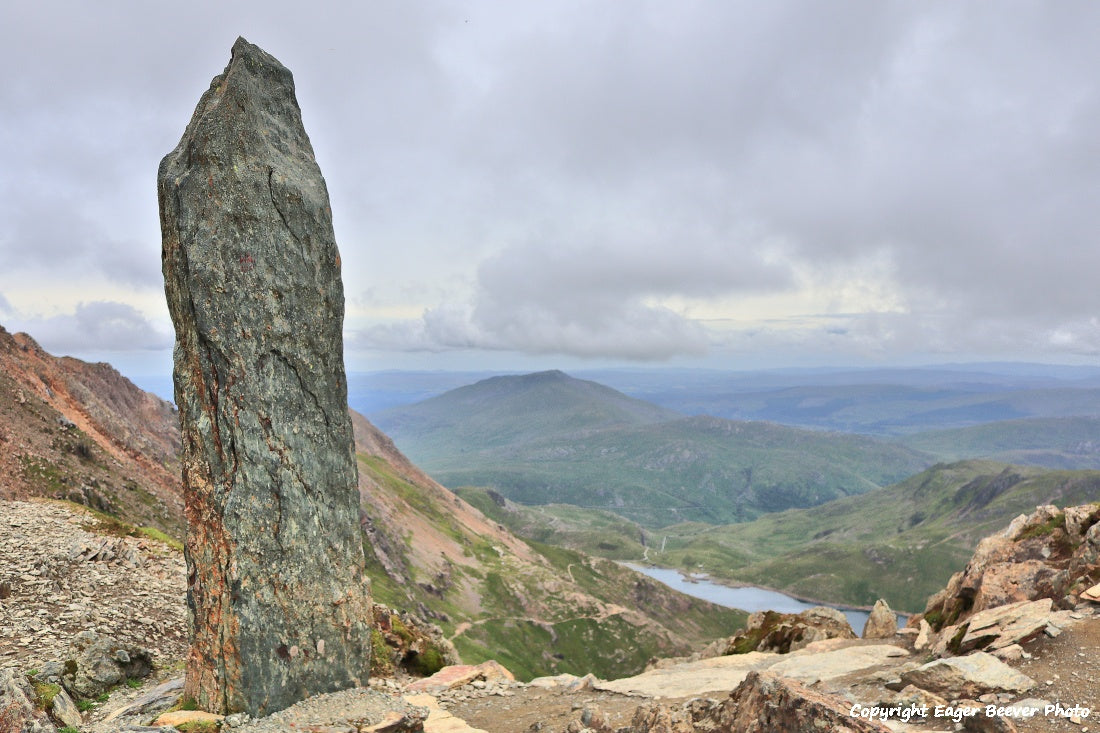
top-left (159, 36), bottom-right (372, 716)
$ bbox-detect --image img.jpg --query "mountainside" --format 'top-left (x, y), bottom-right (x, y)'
top-left (462, 460), bottom-right (1100, 614)
top-left (0, 327), bottom-right (744, 682)
top-left (375, 371), bottom-right (933, 526)
top-left (652, 461), bottom-right (1100, 612)
top-left (351, 412), bottom-right (745, 680)
top-left (0, 325), bottom-right (183, 535)
top-left (899, 416), bottom-right (1100, 469)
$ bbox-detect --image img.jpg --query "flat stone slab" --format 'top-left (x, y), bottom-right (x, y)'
top-left (767, 644), bottom-right (910, 686)
top-left (405, 661), bottom-right (516, 693)
top-left (960, 598), bottom-right (1054, 652)
top-left (596, 651), bottom-right (780, 698)
top-left (406, 665), bottom-right (484, 693)
top-left (154, 709), bottom-right (226, 727)
top-left (404, 693), bottom-right (488, 733)
top-left (899, 651), bottom-right (1035, 698)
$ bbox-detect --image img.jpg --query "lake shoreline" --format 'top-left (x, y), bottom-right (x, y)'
top-left (623, 562), bottom-right (910, 632)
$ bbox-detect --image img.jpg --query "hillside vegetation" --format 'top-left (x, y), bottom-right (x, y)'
top-left (462, 460), bottom-right (1100, 613)
top-left (352, 412), bottom-right (745, 680)
top-left (374, 371), bottom-right (933, 526)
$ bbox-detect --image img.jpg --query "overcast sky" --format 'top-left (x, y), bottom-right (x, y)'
top-left (2, 1), bottom-right (1099, 379)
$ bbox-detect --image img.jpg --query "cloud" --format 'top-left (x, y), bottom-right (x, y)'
top-left (5, 2), bottom-right (1100, 368)
top-left (351, 230), bottom-right (790, 359)
top-left (14, 301), bottom-right (172, 354)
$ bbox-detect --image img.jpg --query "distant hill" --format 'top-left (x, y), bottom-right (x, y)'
top-left (372, 369), bottom-right (681, 462)
top-left (357, 364), bottom-right (1100, 436)
top-left (899, 416), bottom-right (1100, 469)
top-left (373, 371), bottom-right (934, 526)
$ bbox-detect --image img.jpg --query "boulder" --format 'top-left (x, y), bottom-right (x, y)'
top-left (101, 676), bottom-right (184, 723)
top-left (404, 665), bottom-right (483, 693)
top-left (972, 561), bottom-right (1064, 611)
top-left (922, 503), bottom-right (1100, 632)
top-left (898, 652), bottom-right (1035, 698)
top-left (46, 688), bottom-right (81, 729)
top-left (914, 618), bottom-right (932, 650)
top-left (404, 660), bottom-right (516, 693)
top-left (704, 671), bottom-right (892, 732)
top-left (863, 599), bottom-right (898, 639)
top-left (61, 630), bottom-right (153, 698)
top-left (159, 37), bottom-right (373, 715)
top-left (725, 606), bottom-right (856, 654)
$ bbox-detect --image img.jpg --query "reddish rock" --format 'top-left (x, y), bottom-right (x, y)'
top-left (712, 671), bottom-right (891, 732)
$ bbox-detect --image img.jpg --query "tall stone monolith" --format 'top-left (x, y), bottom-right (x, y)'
top-left (158, 37), bottom-right (372, 716)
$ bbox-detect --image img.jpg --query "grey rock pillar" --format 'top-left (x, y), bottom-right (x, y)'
top-left (158, 37), bottom-right (372, 716)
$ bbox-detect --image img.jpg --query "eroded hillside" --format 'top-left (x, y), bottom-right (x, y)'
top-left (0, 325), bottom-right (183, 536)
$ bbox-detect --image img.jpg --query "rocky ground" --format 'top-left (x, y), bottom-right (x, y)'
top-left (0, 499), bottom-right (187, 674)
top-left (3, 497), bottom-right (1099, 733)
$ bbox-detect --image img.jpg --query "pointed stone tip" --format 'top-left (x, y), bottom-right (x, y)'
top-left (225, 36), bottom-right (291, 81)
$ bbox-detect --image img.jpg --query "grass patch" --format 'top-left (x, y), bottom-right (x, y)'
top-left (137, 526), bottom-right (183, 552)
top-left (177, 723), bottom-right (219, 732)
top-left (1018, 512), bottom-right (1065, 540)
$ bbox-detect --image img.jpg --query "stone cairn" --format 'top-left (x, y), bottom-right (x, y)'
top-left (159, 37), bottom-right (373, 716)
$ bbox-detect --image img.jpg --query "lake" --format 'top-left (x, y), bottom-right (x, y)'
top-left (625, 563), bottom-right (877, 634)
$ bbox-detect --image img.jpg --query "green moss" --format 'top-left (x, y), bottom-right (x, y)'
top-left (407, 645), bottom-right (445, 676)
top-left (946, 623), bottom-right (970, 654)
top-left (389, 616), bottom-right (414, 644)
top-left (924, 608), bottom-right (944, 630)
top-left (369, 629), bottom-right (395, 677)
top-left (32, 681), bottom-right (60, 711)
top-left (1019, 512), bottom-right (1066, 540)
top-left (58, 728), bottom-right (80, 733)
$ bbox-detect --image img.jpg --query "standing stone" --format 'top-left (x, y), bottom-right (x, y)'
top-left (158, 37), bottom-right (372, 716)
top-left (862, 599), bottom-right (898, 639)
